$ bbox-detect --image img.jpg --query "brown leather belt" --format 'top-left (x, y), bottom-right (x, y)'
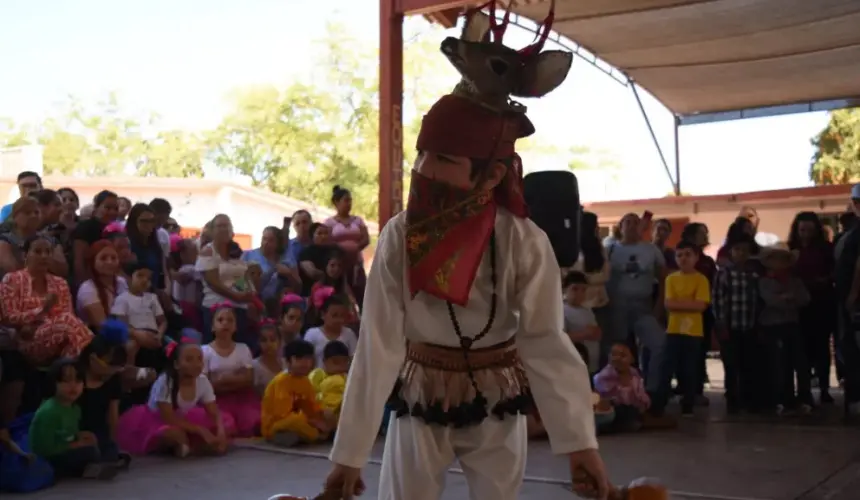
top-left (405, 337), bottom-right (518, 372)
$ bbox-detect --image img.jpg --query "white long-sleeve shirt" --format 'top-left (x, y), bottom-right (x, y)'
top-left (330, 209), bottom-right (598, 469)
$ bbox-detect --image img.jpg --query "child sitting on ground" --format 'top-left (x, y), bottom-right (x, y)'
top-left (116, 336), bottom-right (234, 457)
top-left (76, 320), bottom-right (132, 470)
top-left (30, 358), bottom-right (119, 480)
top-left (304, 293), bottom-right (357, 368)
top-left (262, 339), bottom-right (330, 447)
top-left (563, 270), bottom-right (601, 373)
top-left (279, 294), bottom-right (305, 344)
top-left (309, 340), bottom-right (350, 429)
top-left (202, 303), bottom-right (261, 437)
top-left (111, 263), bottom-right (167, 369)
top-left (253, 322), bottom-right (286, 396)
top-left (593, 343), bottom-right (651, 432)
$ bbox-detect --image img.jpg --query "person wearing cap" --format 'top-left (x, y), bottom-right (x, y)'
top-left (834, 184), bottom-right (860, 419)
top-left (318, 3), bottom-right (607, 500)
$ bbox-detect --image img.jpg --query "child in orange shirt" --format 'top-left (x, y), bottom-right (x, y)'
top-left (261, 340), bottom-right (330, 447)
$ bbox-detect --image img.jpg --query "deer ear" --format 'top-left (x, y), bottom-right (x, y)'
top-left (461, 11), bottom-right (491, 42)
top-left (516, 50), bottom-right (573, 98)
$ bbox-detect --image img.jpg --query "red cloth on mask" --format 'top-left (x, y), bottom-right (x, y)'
top-left (406, 94), bottom-right (531, 306)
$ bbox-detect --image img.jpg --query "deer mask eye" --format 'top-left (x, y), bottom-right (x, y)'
top-left (489, 58), bottom-right (509, 75)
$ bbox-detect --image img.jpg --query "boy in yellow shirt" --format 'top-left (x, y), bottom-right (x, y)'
top-left (261, 340), bottom-right (330, 447)
top-left (308, 340), bottom-right (350, 429)
top-left (662, 240), bottom-right (711, 417)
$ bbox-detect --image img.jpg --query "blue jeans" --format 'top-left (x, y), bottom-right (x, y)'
top-left (659, 334), bottom-right (701, 413)
top-left (605, 297), bottom-right (666, 395)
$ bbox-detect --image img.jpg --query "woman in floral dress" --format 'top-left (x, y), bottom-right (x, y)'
top-left (0, 234), bottom-right (92, 366)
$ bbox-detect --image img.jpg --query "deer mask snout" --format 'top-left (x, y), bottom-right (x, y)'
top-left (441, 37), bottom-right (463, 61)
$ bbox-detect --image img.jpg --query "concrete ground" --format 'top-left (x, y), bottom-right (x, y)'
top-left (9, 362), bottom-right (859, 500)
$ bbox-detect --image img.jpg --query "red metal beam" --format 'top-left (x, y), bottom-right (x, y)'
top-left (396, 0), bottom-right (476, 15)
top-left (379, 0), bottom-right (405, 227)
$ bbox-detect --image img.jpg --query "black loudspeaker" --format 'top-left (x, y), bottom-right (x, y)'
top-left (523, 170), bottom-right (581, 267)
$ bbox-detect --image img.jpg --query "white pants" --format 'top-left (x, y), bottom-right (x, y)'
top-left (378, 413), bottom-right (527, 500)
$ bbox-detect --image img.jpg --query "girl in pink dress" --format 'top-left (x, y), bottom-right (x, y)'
top-left (593, 343), bottom-right (651, 431)
top-left (201, 302), bottom-right (261, 437)
top-left (325, 186), bottom-right (370, 308)
top-left (0, 235), bottom-right (92, 365)
top-left (116, 336), bottom-right (235, 456)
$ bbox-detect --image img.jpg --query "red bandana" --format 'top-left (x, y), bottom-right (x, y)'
top-left (406, 95), bottom-right (530, 306)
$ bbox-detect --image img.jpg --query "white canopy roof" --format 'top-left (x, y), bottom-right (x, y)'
top-left (510, 0), bottom-right (860, 115)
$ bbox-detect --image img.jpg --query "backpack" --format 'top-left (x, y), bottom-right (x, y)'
top-left (0, 413), bottom-right (54, 492)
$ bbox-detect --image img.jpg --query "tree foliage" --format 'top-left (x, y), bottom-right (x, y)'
top-left (0, 19), bottom-right (616, 221)
top-left (810, 108), bottom-right (860, 185)
top-left (0, 93), bottom-right (205, 177)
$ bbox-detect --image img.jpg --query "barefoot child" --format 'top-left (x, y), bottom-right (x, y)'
top-left (262, 340), bottom-right (329, 447)
top-left (116, 337), bottom-right (234, 456)
top-left (202, 302), bottom-right (261, 437)
top-left (30, 359), bottom-right (119, 479)
top-left (253, 322), bottom-right (286, 396)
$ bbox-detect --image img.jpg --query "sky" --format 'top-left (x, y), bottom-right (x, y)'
top-left (0, 0), bottom-right (831, 202)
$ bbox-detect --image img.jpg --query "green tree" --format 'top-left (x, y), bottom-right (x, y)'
top-left (0, 118), bottom-right (31, 148)
top-left (810, 108), bottom-right (860, 185)
top-left (1, 93), bottom-right (205, 178)
top-left (137, 130), bottom-right (205, 177)
top-left (207, 19), bottom-right (458, 220)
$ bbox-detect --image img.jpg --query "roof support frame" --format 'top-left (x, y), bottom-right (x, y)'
top-left (630, 82), bottom-right (680, 196)
top-left (677, 98), bottom-right (860, 126)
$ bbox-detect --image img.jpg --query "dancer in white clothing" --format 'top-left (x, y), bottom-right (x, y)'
top-left (319, 1), bottom-right (609, 499)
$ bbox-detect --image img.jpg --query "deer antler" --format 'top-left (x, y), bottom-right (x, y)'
top-left (440, 0), bottom-right (571, 112)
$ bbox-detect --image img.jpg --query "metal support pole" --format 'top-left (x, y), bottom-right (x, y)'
top-left (379, 0), bottom-right (404, 227)
top-left (673, 115), bottom-right (681, 196)
top-left (630, 83), bottom-right (675, 194)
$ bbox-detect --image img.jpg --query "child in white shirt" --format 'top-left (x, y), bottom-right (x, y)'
top-left (303, 294), bottom-right (357, 368)
top-left (111, 264), bottom-right (167, 368)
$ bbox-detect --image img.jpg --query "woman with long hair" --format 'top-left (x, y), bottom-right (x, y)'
top-left (0, 235), bottom-right (92, 365)
top-left (325, 186), bottom-right (369, 309)
top-left (125, 204), bottom-right (170, 305)
top-left (71, 190), bottom-right (119, 285)
top-left (297, 222), bottom-right (338, 297)
top-left (716, 217), bottom-right (760, 268)
top-left (0, 197), bottom-right (67, 279)
top-left (196, 214), bottom-right (253, 346)
top-left (76, 240), bottom-right (127, 329)
top-left (788, 211), bottom-right (836, 404)
top-left (571, 212), bottom-right (610, 327)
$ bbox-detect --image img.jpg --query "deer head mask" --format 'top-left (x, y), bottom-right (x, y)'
top-left (441, 0), bottom-right (572, 113)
